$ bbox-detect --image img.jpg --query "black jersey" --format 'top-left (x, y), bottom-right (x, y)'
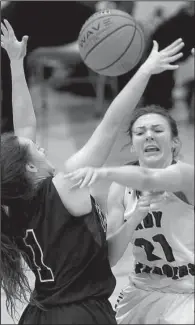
top-left (14, 177), bottom-right (116, 307)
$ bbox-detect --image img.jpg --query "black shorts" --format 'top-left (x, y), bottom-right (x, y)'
top-left (19, 298), bottom-right (117, 324)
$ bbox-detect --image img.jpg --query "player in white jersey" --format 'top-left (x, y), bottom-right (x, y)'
top-left (65, 100), bottom-right (194, 322)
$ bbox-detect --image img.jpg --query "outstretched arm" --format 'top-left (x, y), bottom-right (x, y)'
top-left (64, 161), bottom-right (194, 204)
top-left (64, 39), bottom-right (184, 172)
top-left (1, 20), bottom-right (36, 141)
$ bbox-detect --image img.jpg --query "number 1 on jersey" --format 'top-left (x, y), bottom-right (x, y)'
top-left (24, 229), bottom-right (54, 282)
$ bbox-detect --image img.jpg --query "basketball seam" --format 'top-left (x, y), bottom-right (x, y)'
top-left (79, 13), bottom-right (136, 38)
top-left (95, 23), bottom-right (137, 72)
top-left (129, 25), bottom-right (145, 69)
top-left (96, 24), bottom-right (145, 73)
top-left (84, 23), bottom-right (136, 62)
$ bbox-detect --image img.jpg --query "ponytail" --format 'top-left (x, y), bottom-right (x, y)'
top-left (1, 206), bottom-right (41, 319)
top-left (1, 133), bottom-right (44, 318)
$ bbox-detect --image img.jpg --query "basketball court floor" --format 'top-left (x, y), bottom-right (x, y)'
top-left (1, 86), bottom-right (194, 324)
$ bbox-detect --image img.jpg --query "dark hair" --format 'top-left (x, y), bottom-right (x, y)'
top-left (126, 105), bottom-right (181, 158)
top-left (1, 133), bottom-right (33, 205)
top-left (1, 133), bottom-right (41, 319)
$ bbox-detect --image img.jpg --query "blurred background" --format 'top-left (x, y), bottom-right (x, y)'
top-left (1, 1), bottom-right (194, 323)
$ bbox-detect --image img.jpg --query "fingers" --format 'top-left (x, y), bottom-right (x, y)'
top-left (1, 34), bottom-right (5, 48)
top-left (65, 168), bottom-right (99, 189)
top-left (22, 35), bottom-right (29, 44)
top-left (63, 172), bottom-right (74, 179)
top-left (79, 171), bottom-right (93, 188)
top-left (162, 64), bottom-right (179, 70)
top-left (3, 19), bottom-right (15, 37)
top-left (137, 193), bottom-right (164, 207)
top-left (162, 41), bottom-right (184, 57)
top-left (64, 170), bottom-right (83, 182)
top-left (137, 206), bottom-right (150, 214)
top-left (64, 168), bottom-right (94, 189)
top-left (163, 52), bottom-right (183, 63)
top-left (88, 172), bottom-right (98, 187)
top-left (152, 40), bottom-right (159, 52)
top-left (137, 197), bottom-right (151, 208)
top-left (150, 203), bottom-right (161, 210)
top-left (1, 22), bottom-right (8, 37)
top-left (162, 38), bottom-right (183, 52)
top-left (70, 179), bottom-right (83, 190)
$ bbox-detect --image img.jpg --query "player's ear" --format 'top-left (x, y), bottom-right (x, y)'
top-left (172, 137), bottom-right (181, 158)
top-left (26, 163), bottom-right (38, 173)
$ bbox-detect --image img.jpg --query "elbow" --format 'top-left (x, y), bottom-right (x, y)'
top-left (109, 255), bottom-right (118, 268)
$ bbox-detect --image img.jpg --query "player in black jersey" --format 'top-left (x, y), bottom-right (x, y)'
top-left (1, 20), bottom-right (184, 324)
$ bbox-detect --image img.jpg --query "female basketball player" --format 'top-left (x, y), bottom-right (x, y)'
top-left (1, 20), bottom-right (184, 324)
top-left (66, 105), bottom-right (194, 324)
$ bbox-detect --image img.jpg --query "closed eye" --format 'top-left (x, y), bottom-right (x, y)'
top-left (39, 147), bottom-right (45, 154)
top-left (36, 145), bottom-right (45, 154)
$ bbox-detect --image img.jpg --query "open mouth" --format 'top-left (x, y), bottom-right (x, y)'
top-left (144, 146), bottom-right (160, 153)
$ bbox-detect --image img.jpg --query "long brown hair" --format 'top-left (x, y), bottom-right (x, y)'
top-left (1, 133), bottom-right (42, 318)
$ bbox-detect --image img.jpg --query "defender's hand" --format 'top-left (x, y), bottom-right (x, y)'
top-left (1, 19), bottom-right (28, 60)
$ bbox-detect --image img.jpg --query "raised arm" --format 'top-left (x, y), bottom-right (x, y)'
top-left (64, 39), bottom-right (184, 172)
top-left (1, 20), bottom-right (36, 141)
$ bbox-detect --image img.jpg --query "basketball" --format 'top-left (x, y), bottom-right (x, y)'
top-left (78, 9), bottom-right (145, 76)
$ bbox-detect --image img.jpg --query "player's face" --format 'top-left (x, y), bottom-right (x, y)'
top-left (19, 137), bottom-right (55, 178)
top-left (131, 114), bottom-right (175, 168)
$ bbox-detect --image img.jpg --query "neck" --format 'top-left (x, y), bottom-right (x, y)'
top-left (139, 154), bottom-right (174, 169)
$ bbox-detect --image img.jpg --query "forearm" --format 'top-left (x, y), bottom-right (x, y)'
top-left (102, 166), bottom-right (148, 191)
top-left (107, 215), bottom-right (137, 267)
top-left (10, 59), bottom-right (36, 133)
top-left (100, 63), bottom-right (151, 131)
top-left (73, 63), bottom-right (151, 168)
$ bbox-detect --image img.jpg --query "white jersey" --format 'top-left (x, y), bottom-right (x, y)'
top-left (124, 187), bottom-right (194, 293)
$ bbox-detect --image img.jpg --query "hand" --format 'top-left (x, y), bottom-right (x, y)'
top-left (143, 38), bottom-right (184, 75)
top-left (125, 192), bottom-right (165, 226)
top-left (147, 191), bottom-right (166, 211)
top-left (64, 167), bottom-right (106, 189)
top-left (191, 48), bottom-right (194, 56)
top-left (1, 19), bottom-right (28, 60)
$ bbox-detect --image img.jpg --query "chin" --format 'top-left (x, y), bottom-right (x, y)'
top-left (143, 154), bottom-right (163, 167)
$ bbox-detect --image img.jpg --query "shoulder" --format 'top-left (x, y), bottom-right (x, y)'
top-left (169, 161), bottom-right (194, 205)
top-left (52, 172), bottom-right (92, 217)
top-left (169, 160), bottom-right (193, 176)
top-left (35, 176), bottom-right (66, 214)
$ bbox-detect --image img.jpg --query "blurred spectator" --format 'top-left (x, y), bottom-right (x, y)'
top-left (95, 1), bottom-right (135, 13)
top-left (1, 1), bottom-right (94, 132)
top-left (142, 1), bottom-right (195, 111)
top-left (138, 6), bottom-right (165, 45)
top-left (26, 1), bottom-right (136, 100)
top-left (95, 1), bottom-right (117, 10)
